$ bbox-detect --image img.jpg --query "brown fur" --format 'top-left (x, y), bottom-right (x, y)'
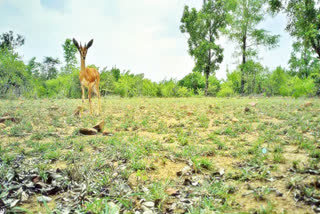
top-left (79, 68), bottom-right (100, 86)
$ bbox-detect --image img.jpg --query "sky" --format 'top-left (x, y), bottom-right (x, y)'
top-left (0, 0), bottom-right (293, 81)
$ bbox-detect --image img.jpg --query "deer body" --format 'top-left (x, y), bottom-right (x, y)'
top-left (73, 38), bottom-right (101, 115)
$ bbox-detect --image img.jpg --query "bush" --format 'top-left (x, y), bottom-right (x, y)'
top-left (114, 72), bottom-right (144, 97)
top-left (196, 88), bottom-right (205, 97)
top-left (262, 67), bottom-right (288, 96)
top-left (226, 70), bottom-right (241, 94)
top-left (207, 75), bottom-right (221, 96)
top-left (284, 76), bottom-right (316, 98)
top-left (0, 48), bottom-right (31, 98)
top-left (177, 86), bottom-right (192, 97)
top-left (158, 80), bottom-right (178, 97)
top-left (217, 81), bottom-right (234, 97)
top-left (178, 72), bottom-right (205, 93)
top-left (311, 73), bottom-right (320, 96)
top-left (142, 79), bottom-right (158, 97)
top-left (100, 69), bottom-right (116, 96)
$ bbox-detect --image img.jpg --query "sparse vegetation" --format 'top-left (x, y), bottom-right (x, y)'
top-left (0, 97), bottom-right (319, 213)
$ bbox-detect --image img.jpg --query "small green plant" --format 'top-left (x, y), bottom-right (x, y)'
top-left (43, 150), bottom-right (60, 161)
top-left (147, 182), bottom-right (168, 209)
top-left (273, 153), bottom-right (285, 164)
top-left (192, 157), bottom-right (214, 172)
top-left (131, 159), bottom-right (146, 171)
top-left (198, 114), bottom-right (210, 128)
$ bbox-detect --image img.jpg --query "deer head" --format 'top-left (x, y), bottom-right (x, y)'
top-left (73, 38), bottom-right (93, 60)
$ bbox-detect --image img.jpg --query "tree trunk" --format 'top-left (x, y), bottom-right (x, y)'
top-left (240, 34), bottom-right (247, 94)
top-left (205, 68), bottom-right (209, 96)
top-left (311, 39), bottom-right (320, 59)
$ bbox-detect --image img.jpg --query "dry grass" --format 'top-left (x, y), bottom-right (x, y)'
top-left (1, 97), bottom-right (319, 213)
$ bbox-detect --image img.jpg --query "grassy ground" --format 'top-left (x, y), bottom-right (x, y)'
top-left (0, 97), bottom-right (320, 213)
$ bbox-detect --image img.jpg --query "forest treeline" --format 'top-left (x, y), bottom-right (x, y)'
top-left (1, 0), bottom-right (320, 99)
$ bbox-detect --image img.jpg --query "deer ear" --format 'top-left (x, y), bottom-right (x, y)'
top-left (86, 39), bottom-right (94, 49)
top-left (73, 38), bottom-right (80, 50)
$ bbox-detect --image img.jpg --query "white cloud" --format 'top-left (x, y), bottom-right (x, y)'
top-left (0, 0), bottom-right (292, 82)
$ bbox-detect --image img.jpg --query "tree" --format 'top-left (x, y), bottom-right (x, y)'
top-left (178, 72), bottom-right (205, 93)
top-left (27, 57), bottom-right (42, 77)
top-left (0, 48), bottom-right (29, 96)
top-left (110, 67), bottom-right (121, 81)
top-left (227, 0), bottom-right (280, 94)
top-left (285, 0), bottom-right (320, 59)
top-left (269, 0), bottom-right (320, 94)
top-left (289, 41), bottom-right (320, 79)
top-left (41, 57), bottom-right (60, 80)
top-left (0, 31), bottom-right (25, 51)
top-left (180, 0), bottom-right (228, 96)
top-left (62, 38), bottom-right (78, 73)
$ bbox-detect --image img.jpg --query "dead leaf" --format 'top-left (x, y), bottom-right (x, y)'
top-left (49, 106), bottom-right (59, 110)
top-left (244, 107), bottom-right (250, 113)
top-left (103, 130), bottom-right (113, 136)
top-left (93, 120), bottom-right (104, 132)
top-left (165, 188), bottom-right (180, 196)
top-left (74, 106), bottom-right (82, 117)
top-left (0, 116), bottom-right (20, 123)
top-left (249, 102), bottom-right (257, 107)
top-left (79, 128), bottom-right (98, 135)
top-left (303, 102), bottom-right (313, 107)
top-left (231, 118), bottom-right (239, 122)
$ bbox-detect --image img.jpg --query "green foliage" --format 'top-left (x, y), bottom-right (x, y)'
top-left (217, 81), bottom-right (234, 97)
top-left (227, 0), bottom-right (280, 93)
top-left (224, 65), bottom-right (316, 98)
top-left (0, 48), bottom-right (31, 98)
top-left (311, 72), bottom-right (320, 95)
top-left (0, 31), bottom-right (318, 99)
top-left (285, 0), bottom-right (320, 59)
top-left (241, 60), bottom-right (265, 94)
top-left (177, 86), bottom-right (192, 97)
top-left (142, 79), bottom-right (158, 97)
top-left (0, 31), bottom-right (25, 51)
top-left (289, 42), bottom-right (320, 79)
top-left (180, 0), bottom-right (228, 95)
top-left (41, 56), bottom-right (60, 80)
top-left (114, 72), bottom-right (144, 97)
top-left (284, 76), bottom-right (316, 98)
top-left (62, 38), bottom-right (78, 74)
top-left (226, 69), bottom-right (241, 93)
top-left (207, 75), bottom-right (221, 96)
top-left (99, 67), bottom-right (117, 96)
top-left (179, 72), bottom-right (205, 93)
top-left (35, 69), bottom-right (81, 98)
top-left (262, 66), bottom-right (288, 96)
top-left (27, 57), bottom-right (42, 78)
top-left (158, 80), bottom-right (178, 97)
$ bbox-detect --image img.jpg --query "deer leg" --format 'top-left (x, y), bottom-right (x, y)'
top-left (81, 85), bottom-right (85, 117)
top-left (95, 83), bottom-right (101, 115)
top-left (88, 86), bottom-right (93, 115)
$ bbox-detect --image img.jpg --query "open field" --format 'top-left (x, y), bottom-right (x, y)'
top-left (1, 97), bottom-right (320, 213)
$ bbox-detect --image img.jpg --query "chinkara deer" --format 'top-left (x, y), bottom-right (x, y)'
top-left (73, 38), bottom-right (101, 116)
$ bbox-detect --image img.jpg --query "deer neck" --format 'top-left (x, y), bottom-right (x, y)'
top-left (80, 58), bottom-right (86, 73)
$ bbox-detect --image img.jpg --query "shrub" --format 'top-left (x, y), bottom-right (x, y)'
top-left (158, 80), bottom-right (178, 97)
top-left (178, 72), bottom-right (205, 93)
top-left (142, 79), bottom-right (158, 97)
top-left (0, 48), bottom-right (31, 98)
top-left (217, 81), bottom-right (234, 97)
top-left (177, 86), bottom-right (192, 97)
